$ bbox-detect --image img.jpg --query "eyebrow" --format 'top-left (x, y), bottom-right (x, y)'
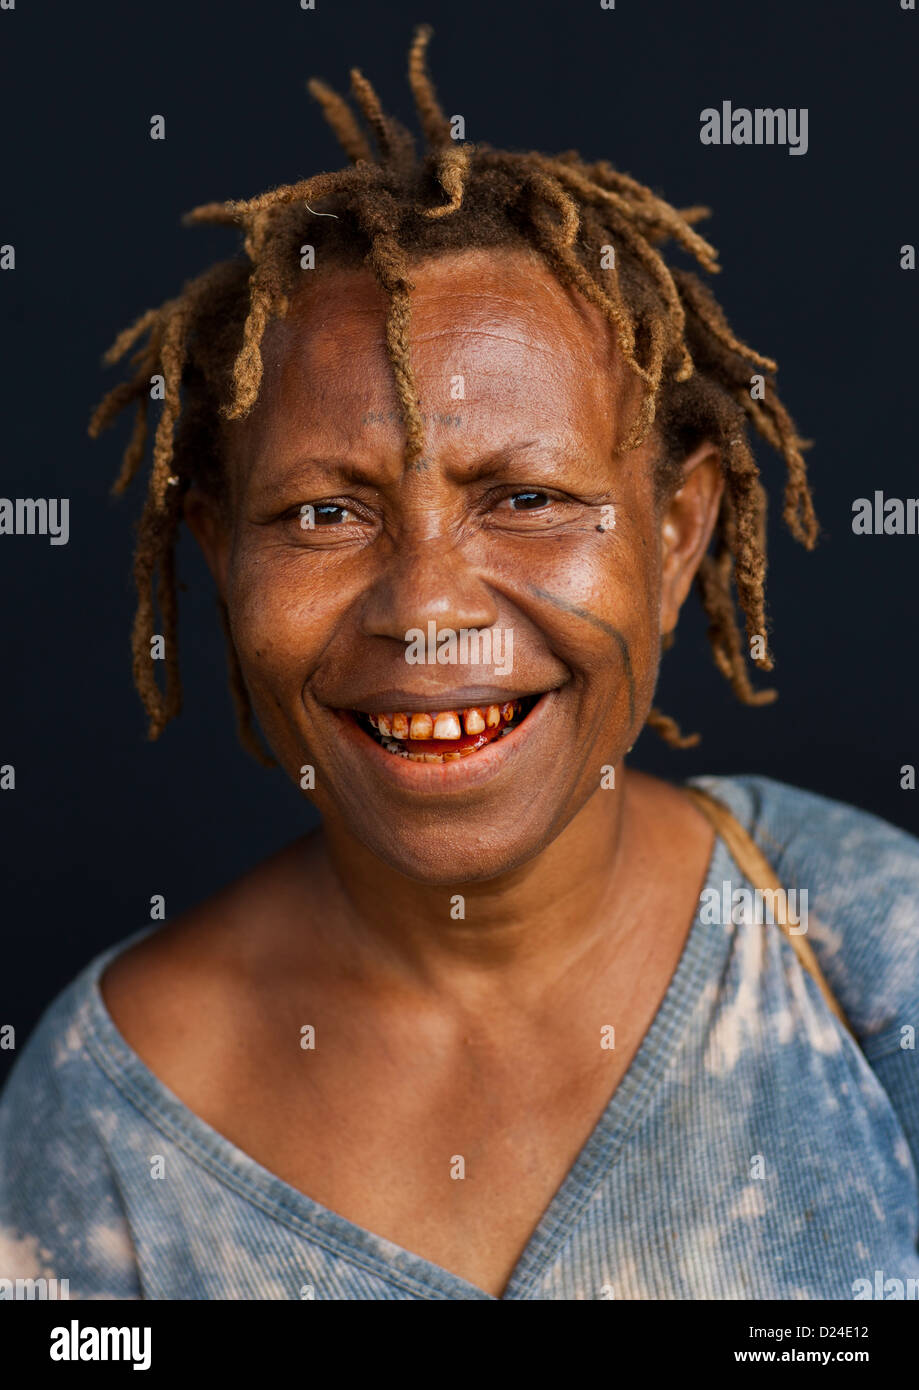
top-left (250, 438), bottom-right (602, 494)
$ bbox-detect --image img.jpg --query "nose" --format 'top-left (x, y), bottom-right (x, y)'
top-left (361, 535), bottom-right (500, 642)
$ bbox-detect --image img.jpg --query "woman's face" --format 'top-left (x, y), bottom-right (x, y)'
top-left (189, 246), bottom-right (721, 883)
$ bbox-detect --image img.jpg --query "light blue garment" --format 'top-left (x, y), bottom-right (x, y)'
top-left (2, 775), bottom-right (918, 1301)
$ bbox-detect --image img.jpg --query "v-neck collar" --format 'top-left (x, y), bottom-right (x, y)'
top-left (77, 825), bottom-right (735, 1301)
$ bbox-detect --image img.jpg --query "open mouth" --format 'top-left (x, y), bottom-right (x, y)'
top-left (343, 696), bottom-right (540, 763)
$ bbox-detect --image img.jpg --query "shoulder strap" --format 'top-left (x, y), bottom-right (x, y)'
top-left (684, 785), bottom-right (856, 1040)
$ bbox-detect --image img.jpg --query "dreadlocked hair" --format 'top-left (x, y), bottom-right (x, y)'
top-left (89, 23), bottom-right (818, 761)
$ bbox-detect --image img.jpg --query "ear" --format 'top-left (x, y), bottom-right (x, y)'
top-left (659, 440), bottom-right (724, 637)
top-left (184, 486), bottom-right (231, 602)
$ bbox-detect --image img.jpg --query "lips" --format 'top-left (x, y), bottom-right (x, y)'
top-left (327, 687), bottom-right (559, 800)
top-left (343, 698), bottom-right (535, 762)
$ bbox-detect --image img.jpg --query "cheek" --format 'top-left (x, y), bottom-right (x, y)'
top-left (501, 511), bottom-right (663, 671)
top-left (225, 543), bottom-right (331, 707)
top-left (597, 513), bottom-right (663, 662)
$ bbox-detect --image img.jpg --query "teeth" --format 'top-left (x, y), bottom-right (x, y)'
top-left (463, 707), bottom-right (485, 735)
top-left (379, 733), bottom-right (505, 763)
top-left (364, 699), bottom-right (527, 751)
top-left (409, 712), bottom-right (434, 739)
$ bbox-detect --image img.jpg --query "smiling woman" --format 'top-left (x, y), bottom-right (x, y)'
top-left (1, 25), bottom-right (918, 1304)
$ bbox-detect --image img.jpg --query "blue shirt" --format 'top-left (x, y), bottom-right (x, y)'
top-left (2, 774), bottom-right (918, 1300)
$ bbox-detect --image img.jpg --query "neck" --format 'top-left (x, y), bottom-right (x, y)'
top-left (313, 762), bottom-right (656, 1003)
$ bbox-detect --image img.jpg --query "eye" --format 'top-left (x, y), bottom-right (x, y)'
top-left (507, 490), bottom-right (550, 511)
top-left (316, 503), bottom-right (352, 525)
top-left (487, 486), bottom-right (586, 532)
top-left (296, 502), bottom-right (356, 527)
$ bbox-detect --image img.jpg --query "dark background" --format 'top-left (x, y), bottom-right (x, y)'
top-left (1, 0), bottom-right (917, 1082)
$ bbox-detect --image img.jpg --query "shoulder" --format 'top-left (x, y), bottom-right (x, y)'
top-left (1, 949), bottom-right (115, 1125)
top-left (98, 832), bottom-right (321, 1093)
top-left (690, 773), bottom-right (919, 1046)
top-left (0, 949), bottom-right (143, 1297)
top-left (689, 773), bottom-right (919, 909)
top-left (690, 772), bottom-right (919, 869)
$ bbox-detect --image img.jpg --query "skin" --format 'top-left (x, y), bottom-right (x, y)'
top-left (102, 246), bottom-right (725, 1297)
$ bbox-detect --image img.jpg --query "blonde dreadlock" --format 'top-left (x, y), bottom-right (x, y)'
top-left (89, 22), bottom-right (818, 757)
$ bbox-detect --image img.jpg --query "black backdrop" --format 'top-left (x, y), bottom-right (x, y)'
top-left (2, 0), bottom-right (917, 1082)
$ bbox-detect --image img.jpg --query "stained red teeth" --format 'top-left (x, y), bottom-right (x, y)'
top-left (409, 712), bottom-right (434, 739)
top-left (355, 697), bottom-right (533, 761)
top-left (463, 707), bottom-right (485, 735)
top-left (433, 711), bottom-right (462, 739)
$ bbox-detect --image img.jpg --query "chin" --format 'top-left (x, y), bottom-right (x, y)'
top-left (349, 821), bottom-right (553, 888)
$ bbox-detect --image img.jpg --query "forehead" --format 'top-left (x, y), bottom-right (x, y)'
top-left (236, 246), bottom-right (639, 473)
